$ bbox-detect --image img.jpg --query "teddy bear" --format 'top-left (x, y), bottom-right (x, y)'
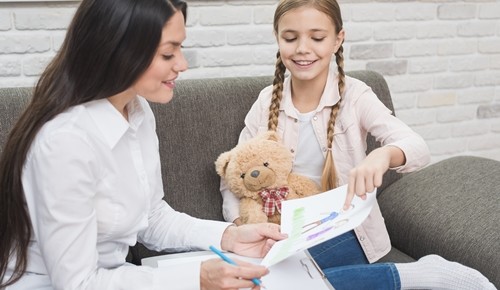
top-left (215, 131), bottom-right (320, 225)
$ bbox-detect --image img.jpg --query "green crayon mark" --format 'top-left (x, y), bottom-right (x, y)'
top-left (269, 207), bottom-right (306, 264)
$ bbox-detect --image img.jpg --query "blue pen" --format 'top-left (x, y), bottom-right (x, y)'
top-left (209, 245), bottom-right (265, 288)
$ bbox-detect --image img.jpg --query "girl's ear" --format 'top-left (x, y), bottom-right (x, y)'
top-left (334, 29), bottom-right (345, 53)
top-left (258, 130), bottom-right (279, 142)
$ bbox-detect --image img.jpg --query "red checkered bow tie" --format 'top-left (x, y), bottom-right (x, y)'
top-left (258, 187), bottom-right (289, 216)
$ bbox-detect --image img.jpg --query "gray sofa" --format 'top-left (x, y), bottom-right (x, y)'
top-left (1, 71), bottom-right (498, 287)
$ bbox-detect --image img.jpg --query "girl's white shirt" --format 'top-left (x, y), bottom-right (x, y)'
top-left (293, 109), bottom-right (324, 186)
top-left (9, 96), bottom-right (230, 290)
top-left (220, 68), bottom-right (430, 263)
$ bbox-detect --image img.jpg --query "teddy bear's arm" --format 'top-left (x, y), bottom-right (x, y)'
top-left (239, 197), bottom-right (269, 224)
top-left (288, 173), bottom-right (321, 198)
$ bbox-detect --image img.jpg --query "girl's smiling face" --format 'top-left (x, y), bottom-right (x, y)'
top-left (132, 10), bottom-right (188, 104)
top-left (276, 6), bottom-right (344, 84)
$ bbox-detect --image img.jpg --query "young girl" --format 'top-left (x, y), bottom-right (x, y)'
top-left (220, 0), bottom-right (496, 289)
top-left (0, 0), bottom-right (287, 289)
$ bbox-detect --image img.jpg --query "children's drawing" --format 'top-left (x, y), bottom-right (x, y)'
top-left (301, 205), bottom-right (353, 241)
top-left (302, 211), bottom-right (339, 234)
top-left (261, 185), bottom-right (376, 267)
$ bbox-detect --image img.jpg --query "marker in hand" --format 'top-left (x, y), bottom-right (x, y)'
top-left (209, 245), bottom-right (266, 289)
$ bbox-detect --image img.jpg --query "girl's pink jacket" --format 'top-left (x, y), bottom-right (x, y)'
top-left (221, 68), bottom-right (430, 263)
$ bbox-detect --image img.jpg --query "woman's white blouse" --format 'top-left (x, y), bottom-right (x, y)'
top-left (11, 97), bottom-right (230, 290)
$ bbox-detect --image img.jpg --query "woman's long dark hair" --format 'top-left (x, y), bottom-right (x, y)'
top-left (0, 0), bottom-right (186, 286)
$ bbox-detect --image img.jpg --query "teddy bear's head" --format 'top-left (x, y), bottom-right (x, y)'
top-left (215, 131), bottom-right (293, 199)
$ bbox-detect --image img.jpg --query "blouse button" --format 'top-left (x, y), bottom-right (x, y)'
top-left (322, 147), bottom-right (327, 152)
top-left (313, 116), bottom-right (318, 121)
top-left (290, 149), bottom-right (295, 153)
top-left (294, 119), bottom-right (298, 123)
top-left (359, 236), bottom-right (365, 241)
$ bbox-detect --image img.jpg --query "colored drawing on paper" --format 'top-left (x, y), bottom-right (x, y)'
top-left (266, 207), bottom-right (306, 265)
top-left (305, 218), bottom-right (349, 241)
top-left (260, 185), bottom-right (376, 267)
top-left (301, 209), bottom-right (352, 241)
top-left (302, 211), bottom-right (340, 234)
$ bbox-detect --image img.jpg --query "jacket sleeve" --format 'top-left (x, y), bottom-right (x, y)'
top-left (354, 84), bottom-right (430, 172)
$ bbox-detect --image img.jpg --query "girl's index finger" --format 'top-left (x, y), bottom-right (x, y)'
top-left (344, 173), bottom-right (356, 210)
top-left (344, 191), bottom-right (355, 211)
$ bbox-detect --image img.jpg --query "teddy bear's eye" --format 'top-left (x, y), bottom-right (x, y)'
top-left (240, 173), bottom-right (245, 179)
top-left (263, 162), bottom-right (269, 167)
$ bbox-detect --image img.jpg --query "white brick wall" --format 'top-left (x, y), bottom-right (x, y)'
top-left (0, 0), bottom-right (499, 163)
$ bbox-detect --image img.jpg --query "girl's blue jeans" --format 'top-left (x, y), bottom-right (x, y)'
top-left (308, 230), bottom-right (401, 290)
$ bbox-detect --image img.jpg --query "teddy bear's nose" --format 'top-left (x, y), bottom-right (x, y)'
top-left (251, 170), bottom-right (260, 178)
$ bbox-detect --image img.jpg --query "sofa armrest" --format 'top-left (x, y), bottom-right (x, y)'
top-left (378, 156), bottom-right (500, 287)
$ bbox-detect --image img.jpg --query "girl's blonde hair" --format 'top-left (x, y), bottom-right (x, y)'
top-left (269, 0), bottom-right (345, 192)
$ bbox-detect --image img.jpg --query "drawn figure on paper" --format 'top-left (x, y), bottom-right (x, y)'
top-left (301, 204), bottom-right (354, 241)
top-left (302, 211), bottom-right (340, 234)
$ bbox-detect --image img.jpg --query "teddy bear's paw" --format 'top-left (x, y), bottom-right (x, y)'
top-left (268, 215), bottom-right (282, 225)
top-left (242, 215), bottom-right (269, 225)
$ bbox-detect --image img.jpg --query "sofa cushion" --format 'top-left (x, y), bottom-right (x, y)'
top-left (378, 155), bottom-right (500, 286)
top-left (149, 76), bottom-right (274, 221)
top-left (0, 87), bottom-right (32, 152)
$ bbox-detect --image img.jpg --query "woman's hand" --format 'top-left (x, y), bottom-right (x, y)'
top-left (201, 223), bottom-right (285, 289)
top-left (200, 258), bottom-right (268, 290)
top-left (343, 146), bottom-right (405, 210)
top-left (220, 223), bottom-right (287, 258)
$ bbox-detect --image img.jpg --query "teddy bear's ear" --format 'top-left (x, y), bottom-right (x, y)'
top-left (262, 130), bottom-right (279, 142)
top-left (215, 151), bottom-right (232, 177)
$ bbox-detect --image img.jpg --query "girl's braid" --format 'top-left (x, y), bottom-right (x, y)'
top-left (268, 50), bottom-right (286, 131)
top-left (321, 44), bottom-right (345, 191)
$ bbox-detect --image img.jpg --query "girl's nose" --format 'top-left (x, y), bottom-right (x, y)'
top-left (296, 39), bottom-right (310, 54)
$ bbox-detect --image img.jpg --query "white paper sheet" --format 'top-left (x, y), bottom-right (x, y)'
top-left (261, 184), bottom-right (376, 267)
top-left (144, 250), bottom-right (332, 290)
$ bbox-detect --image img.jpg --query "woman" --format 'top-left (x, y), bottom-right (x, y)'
top-left (0, 0), bottom-right (285, 289)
